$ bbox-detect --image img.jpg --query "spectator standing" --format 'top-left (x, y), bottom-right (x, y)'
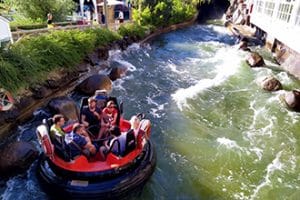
top-left (118, 10), bottom-right (124, 23)
top-left (100, 11), bottom-right (106, 24)
top-left (47, 13), bottom-right (53, 28)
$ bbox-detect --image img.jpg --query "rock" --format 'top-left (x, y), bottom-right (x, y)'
top-left (0, 141), bottom-right (38, 177)
top-left (262, 77), bottom-right (282, 91)
top-left (85, 52), bottom-right (99, 66)
top-left (238, 41), bottom-right (251, 52)
top-left (45, 79), bottom-right (60, 89)
top-left (99, 63), bottom-right (109, 70)
top-left (30, 85), bottom-right (52, 99)
top-left (109, 65), bottom-right (128, 81)
top-left (65, 71), bottom-right (80, 82)
top-left (116, 39), bottom-right (128, 51)
top-left (47, 96), bottom-right (79, 121)
top-left (124, 36), bottom-right (134, 46)
top-left (75, 74), bottom-right (112, 95)
top-left (284, 90), bottom-right (300, 111)
top-left (16, 96), bottom-right (34, 110)
top-left (4, 108), bottom-right (20, 123)
top-left (97, 47), bottom-right (109, 60)
top-left (246, 52), bottom-right (265, 67)
top-left (76, 62), bottom-right (90, 73)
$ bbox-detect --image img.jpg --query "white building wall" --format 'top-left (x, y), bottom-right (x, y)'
top-left (251, 0), bottom-right (300, 53)
top-left (0, 16), bottom-right (13, 45)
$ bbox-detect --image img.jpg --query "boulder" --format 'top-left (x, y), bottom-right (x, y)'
top-left (76, 62), bottom-right (90, 73)
top-left (75, 74), bottom-right (112, 95)
top-left (284, 90), bottom-right (300, 111)
top-left (85, 52), bottom-right (99, 66)
top-left (246, 52), bottom-right (265, 67)
top-left (262, 77), bottom-right (282, 91)
top-left (116, 39), bottom-right (128, 51)
top-left (30, 85), bottom-right (52, 99)
top-left (109, 65), bottom-right (128, 81)
top-left (45, 79), bottom-right (60, 89)
top-left (4, 108), bottom-right (20, 123)
top-left (0, 141), bottom-right (38, 177)
top-left (47, 96), bottom-right (79, 121)
top-left (97, 47), bottom-right (109, 60)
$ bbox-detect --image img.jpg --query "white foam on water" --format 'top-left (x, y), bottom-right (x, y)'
top-left (277, 71), bottom-right (295, 85)
top-left (126, 43), bottom-right (141, 51)
top-left (266, 91), bottom-right (284, 104)
top-left (112, 78), bottom-right (126, 91)
top-left (109, 49), bottom-right (122, 57)
top-left (286, 109), bottom-right (300, 124)
top-left (264, 59), bottom-right (280, 68)
top-left (109, 49), bottom-right (137, 72)
top-left (209, 25), bottom-right (228, 35)
top-left (250, 147), bottom-right (264, 161)
top-left (172, 47), bottom-right (242, 110)
top-left (261, 116), bottom-right (275, 137)
top-left (217, 137), bottom-right (243, 151)
top-left (250, 151), bottom-right (284, 200)
top-left (115, 59), bottom-right (137, 72)
top-left (146, 96), bottom-right (166, 118)
top-left (167, 61), bottom-right (188, 74)
top-left (248, 100), bottom-right (265, 130)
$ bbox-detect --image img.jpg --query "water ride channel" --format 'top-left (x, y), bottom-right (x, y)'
top-left (1, 24), bottom-right (300, 200)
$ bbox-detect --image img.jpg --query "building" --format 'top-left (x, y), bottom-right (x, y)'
top-left (0, 16), bottom-right (13, 47)
top-left (250, 0), bottom-right (300, 53)
top-left (73, 0), bottom-right (129, 24)
top-left (248, 0), bottom-right (300, 79)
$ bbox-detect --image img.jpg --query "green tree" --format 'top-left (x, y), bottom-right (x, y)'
top-left (132, 0), bottom-right (199, 28)
top-left (13, 0), bottom-right (75, 21)
top-left (1, 0), bottom-right (14, 14)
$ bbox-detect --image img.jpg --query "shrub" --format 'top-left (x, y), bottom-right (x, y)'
top-left (0, 27), bottom-right (121, 92)
top-left (10, 23), bottom-right (47, 31)
top-left (118, 23), bottom-right (149, 39)
top-left (132, 0), bottom-right (197, 28)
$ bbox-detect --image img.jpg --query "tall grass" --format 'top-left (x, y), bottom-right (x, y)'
top-left (0, 28), bottom-right (121, 93)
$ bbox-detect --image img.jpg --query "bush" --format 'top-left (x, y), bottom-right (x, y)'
top-left (132, 0), bottom-right (197, 28)
top-left (10, 23), bottom-right (47, 31)
top-left (0, 27), bottom-right (121, 92)
top-left (118, 23), bottom-right (149, 39)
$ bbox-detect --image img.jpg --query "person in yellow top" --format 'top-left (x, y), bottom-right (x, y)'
top-left (50, 114), bottom-right (66, 140)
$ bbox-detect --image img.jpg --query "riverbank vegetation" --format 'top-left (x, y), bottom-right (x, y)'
top-left (0, 0), bottom-right (202, 93)
top-left (0, 29), bottom-right (121, 92)
top-left (132, 0), bottom-right (198, 27)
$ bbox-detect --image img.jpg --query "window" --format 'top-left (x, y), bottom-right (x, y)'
top-left (255, 0), bottom-right (264, 13)
top-left (264, 1), bottom-right (275, 17)
top-left (295, 5), bottom-right (300, 26)
top-left (277, 2), bottom-right (294, 22)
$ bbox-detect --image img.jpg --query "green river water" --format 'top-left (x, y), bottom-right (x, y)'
top-left (1, 24), bottom-right (300, 200)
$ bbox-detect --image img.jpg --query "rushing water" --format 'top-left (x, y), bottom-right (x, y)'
top-left (1, 24), bottom-right (300, 200)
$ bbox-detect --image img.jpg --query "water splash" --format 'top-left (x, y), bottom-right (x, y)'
top-left (217, 137), bottom-right (243, 151)
top-left (250, 151), bottom-right (284, 200)
top-left (172, 47), bottom-right (243, 110)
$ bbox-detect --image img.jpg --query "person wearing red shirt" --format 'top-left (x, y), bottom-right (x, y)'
top-left (102, 100), bottom-right (118, 126)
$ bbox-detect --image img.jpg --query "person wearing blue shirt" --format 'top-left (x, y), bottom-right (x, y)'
top-left (65, 124), bottom-right (96, 159)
